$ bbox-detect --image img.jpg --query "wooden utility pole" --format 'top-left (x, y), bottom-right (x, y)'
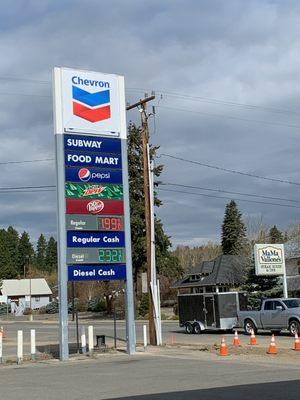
top-left (127, 95), bottom-right (156, 345)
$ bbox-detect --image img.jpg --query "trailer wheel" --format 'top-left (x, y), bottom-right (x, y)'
top-left (244, 319), bottom-right (257, 335)
top-left (185, 322), bottom-right (193, 334)
top-left (193, 322), bottom-right (202, 334)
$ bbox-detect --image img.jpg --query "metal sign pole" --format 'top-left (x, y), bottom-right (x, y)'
top-left (53, 67), bottom-right (135, 358)
top-left (55, 133), bottom-right (69, 361)
top-left (283, 265), bottom-right (288, 298)
top-left (121, 138), bottom-right (136, 354)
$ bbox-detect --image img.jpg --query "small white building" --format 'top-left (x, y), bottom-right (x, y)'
top-left (0, 279), bottom-right (52, 310)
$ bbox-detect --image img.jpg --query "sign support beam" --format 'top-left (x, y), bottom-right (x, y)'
top-left (55, 133), bottom-right (69, 361)
top-left (121, 137), bottom-right (136, 354)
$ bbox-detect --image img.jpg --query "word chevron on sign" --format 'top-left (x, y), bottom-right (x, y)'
top-left (65, 182), bottom-right (123, 200)
top-left (67, 231), bottom-right (125, 247)
top-left (68, 264), bottom-right (126, 281)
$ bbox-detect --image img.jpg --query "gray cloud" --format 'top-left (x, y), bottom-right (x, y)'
top-left (0, 0), bottom-right (300, 247)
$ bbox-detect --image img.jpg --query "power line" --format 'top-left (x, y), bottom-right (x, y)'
top-left (0, 75), bottom-right (299, 117)
top-left (0, 184), bottom-right (55, 191)
top-left (0, 76), bottom-right (50, 84)
top-left (158, 188), bottom-right (300, 209)
top-left (160, 153), bottom-right (300, 186)
top-left (126, 88), bottom-right (300, 116)
top-left (161, 182), bottom-right (300, 203)
top-left (157, 105), bottom-right (300, 130)
top-left (0, 158), bottom-right (54, 166)
top-left (0, 189), bottom-right (55, 194)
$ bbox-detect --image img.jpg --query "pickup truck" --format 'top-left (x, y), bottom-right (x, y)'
top-left (237, 298), bottom-right (300, 335)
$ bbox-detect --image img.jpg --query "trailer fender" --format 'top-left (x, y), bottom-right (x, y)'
top-left (193, 321), bottom-right (205, 333)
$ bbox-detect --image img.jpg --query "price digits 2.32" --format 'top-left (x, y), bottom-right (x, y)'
top-left (99, 248), bottom-right (125, 263)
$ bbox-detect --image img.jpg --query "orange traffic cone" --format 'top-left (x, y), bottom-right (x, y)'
top-left (0, 326), bottom-right (6, 339)
top-left (250, 329), bottom-right (257, 345)
top-left (233, 330), bottom-right (239, 347)
top-left (267, 334), bottom-right (277, 354)
top-left (220, 337), bottom-right (228, 356)
top-left (294, 332), bottom-right (300, 351)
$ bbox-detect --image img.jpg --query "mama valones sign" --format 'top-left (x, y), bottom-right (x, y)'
top-left (254, 244), bottom-right (285, 276)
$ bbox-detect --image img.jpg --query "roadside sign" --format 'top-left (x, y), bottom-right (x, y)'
top-left (53, 67), bottom-right (136, 360)
top-left (254, 244), bottom-right (285, 276)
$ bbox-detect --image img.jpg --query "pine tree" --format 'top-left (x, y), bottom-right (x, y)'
top-left (6, 226), bottom-right (19, 273)
top-left (0, 229), bottom-right (18, 279)
top-left (221, 200), bottom-right (247, 255)
top-left (127, 123), bottom-right (181, 291)
top-left (269, 225), bottom-right (283, 243)
top-left (35, 234), bottom-right (47, 270)
top-left (45, 237), bottom-right (57, 273)
top-left (17, 231), bottom-right (34, 277)
top-left (242, 261), bottom-right (280, 306)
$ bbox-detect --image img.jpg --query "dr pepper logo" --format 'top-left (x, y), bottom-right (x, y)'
top-left (86, 200), bottom-right (104, 214)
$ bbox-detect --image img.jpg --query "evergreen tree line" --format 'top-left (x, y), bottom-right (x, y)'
top-left (221, 200), bottom-right (287, 297)
top-left (0, 227), bottom-right (57, 280)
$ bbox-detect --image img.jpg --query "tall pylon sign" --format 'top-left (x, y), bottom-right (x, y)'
top-left (53, 67), bottom-right (136, 360)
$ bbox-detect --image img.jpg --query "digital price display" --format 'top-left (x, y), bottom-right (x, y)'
top-left (98, 216), bottom-right (123, 231)
top-left (98, 248), bottom-right (125, 263)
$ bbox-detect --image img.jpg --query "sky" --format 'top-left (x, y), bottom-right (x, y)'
top-left (1, 0), bottom-right (300, 248)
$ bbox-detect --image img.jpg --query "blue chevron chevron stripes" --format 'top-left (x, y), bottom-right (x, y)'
top-left (72, 86), bottom-right (110, 107)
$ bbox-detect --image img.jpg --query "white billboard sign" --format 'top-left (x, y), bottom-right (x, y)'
top-left (53, 67), bottom-right (125, 138)
top-left (254, 244), bottom-right (285, 276)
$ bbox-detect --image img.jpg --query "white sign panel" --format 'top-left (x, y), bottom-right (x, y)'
top-left (53, 67), bottom-right (126, 138)
top-left (254, 244), bottom-right (285, 276)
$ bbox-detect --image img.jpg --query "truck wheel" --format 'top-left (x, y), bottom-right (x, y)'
top-left (193, 322), bottom-right (202, 334)
top-left (185, 322), bottom-right (193, 334)
top-left (244, 319), bottom-right (257, 335)
top-left (289, 320), bottom-right (300, 336)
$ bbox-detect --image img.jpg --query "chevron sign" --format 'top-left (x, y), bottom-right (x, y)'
top-left (72, 86), bottom-right (111, 123)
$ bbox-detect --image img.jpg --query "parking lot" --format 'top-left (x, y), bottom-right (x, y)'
top-left (0, 317), bottom-right (298, 360)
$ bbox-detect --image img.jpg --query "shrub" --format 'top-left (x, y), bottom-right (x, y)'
top-left (138, 293), bottom-right (149, 317)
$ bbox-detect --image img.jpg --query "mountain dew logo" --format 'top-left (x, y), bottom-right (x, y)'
top-left (65, 182), bottom-right (123, 200)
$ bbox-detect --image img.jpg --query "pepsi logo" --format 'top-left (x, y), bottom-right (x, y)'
top-left (78, 168), bottom-right (91, 182)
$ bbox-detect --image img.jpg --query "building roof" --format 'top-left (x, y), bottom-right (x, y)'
top-left (287, 275), bottom-right (300, 291)
top-left (173, 255), bottom-right (248, 289)
top-left (1, 279), bottom-right (52, 296)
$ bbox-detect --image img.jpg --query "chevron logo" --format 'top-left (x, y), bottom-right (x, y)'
top-left (72, 86), bottom-right (111, 123)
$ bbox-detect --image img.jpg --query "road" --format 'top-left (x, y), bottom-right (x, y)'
top-left (0, 347), bottom-right (299, 400)
top-left (0, 318), bottom-right (297, 359)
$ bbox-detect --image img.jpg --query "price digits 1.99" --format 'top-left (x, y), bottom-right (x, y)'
top-left (99, 217), bottom-right (123, 231)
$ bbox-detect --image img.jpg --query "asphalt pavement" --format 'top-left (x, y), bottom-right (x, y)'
top-left (0, 348), bottom-right (299, 400)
